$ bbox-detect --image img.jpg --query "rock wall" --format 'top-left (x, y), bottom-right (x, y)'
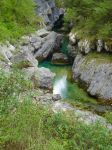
top-left (68, 32), bottom-right (112, 58)
top-left (0, 28), bottom-right (111, 127)
top-left (72, 54), bottom-right (112, 103)
top-left (35, 0), bottom-right (64, 30)
top-left (0, 29), bottom-right (60, 91)
top-left (0, 28), bottom-right (62, 65)
top-left (52, 101), bottom-right (112, 130)
top-left (68, 31), bottom-right (112, 103)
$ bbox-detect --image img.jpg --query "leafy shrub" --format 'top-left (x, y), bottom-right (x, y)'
top-left (55, 0), bottom-right (64, 8)
top-left (0, 69), bottom-right (32, 114)
top-left (1, 102), bottom-right (112, 150)
top-left (0, 0), bottom-right (41, 41)
top-left (63, 0), bottom-right (112, 42)
top-left (0, 65), bottom-right (112, 150)
top-left (104, 112), bottom-right (112, 124)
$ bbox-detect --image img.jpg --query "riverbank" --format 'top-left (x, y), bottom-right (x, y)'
top-left (39, 58), bottom-right (112, 114)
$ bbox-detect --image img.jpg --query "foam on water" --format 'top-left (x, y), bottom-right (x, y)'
top-left (53, 75), bottom-right (67, 98)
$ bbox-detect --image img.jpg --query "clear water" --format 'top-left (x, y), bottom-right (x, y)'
top-left (38, 32), bottom-right (112, 113)
top-left (39, 60), bottom-right (112, 113)
top-left (39, 61), bottom-right (94, 101)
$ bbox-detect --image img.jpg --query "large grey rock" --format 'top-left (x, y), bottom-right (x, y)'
top-left (97, 40), bottom-right (104, 52)
top-left (69, 33), bottom-right (95, 54)
top-left (20, 34), bottom-right (42, 53)
top-left (35, 0), bottom-right (64, 29)
top-left (68, 32), bottom-right (112, 54)
top-left (37, 67), bottom-right (55, 90)
top-left (37, 92), bottom-right (53, 104)
top-left (19, 89), bottom-right (54, 104)
top-left (54, 34), bottom-right (63, 51)
top-left (52, 94), bottom-right (62, 101)
top-left (68, 44), bottom-right (78, 58)
top-left (72, 54), bottom-right (112, 102)
top-left (20, 29), bottom-right (50, 54)
top-left (30, 36), bottom-right (42, 50)
top-left (23, 67), bottom-right (43, 88)
top-left (20, 36), bottom-right (30, 45)
top-left (69, 32), bottom-right (77, 45)
top-left (52, 53), bottom-right (69, 65)
top-left (20, 44), bottom-right (35, 53)
top-left (23, 67), bottom-right (37, 79)
top-left (0, 42), bottom-right (15, 62)
top-left (5, 41), bottom-right (15, 52)
top-left (0, 61), bottom-right (11, 73)
top-left (35, 29), bottom-right (50, 37)
top-left (24, 67), bottom-right (55, 90)
top-left (34, 31), bottom-right (58, 60)
top-left (11, 52), bottom-right (38, 68)
top-left (68, 32), bottom-right (78, 59)
top-left (17, 29), bottom-right (62, 61)
top-left (52, 101), bottom-right (112, 130)
top-left (78, 40), bottom-right (95, 54)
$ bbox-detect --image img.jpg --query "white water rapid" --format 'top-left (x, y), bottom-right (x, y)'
top-left (53, 75), bottom-right (67, 98)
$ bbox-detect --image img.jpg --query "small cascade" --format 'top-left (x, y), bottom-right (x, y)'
top-left (53, 75), bottom-right (67, 98)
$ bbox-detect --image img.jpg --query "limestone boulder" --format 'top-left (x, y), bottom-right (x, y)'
top-left (35, 0), bottom-right (64, 29)
top-left (37, 67), bottom-right (55, 90)
top-left (97, 40), bottom-right (104, 52)
top-left (23, 67), bottom-right (55, 90)
top-left (72, 54), bottom-right (112, 102)
top-left (52, 53), bottom-right (69, 65)
top-left (34, 31), bottom-right (58, 60)
top-left (78, 40), bottom-right (95, 54)
top-left (11, 52), bottom-right (38, 68)
top-left (0, 42), bottom-right (15, 62)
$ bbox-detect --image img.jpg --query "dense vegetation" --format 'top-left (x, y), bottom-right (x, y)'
top-left (0, 0), bottom-right (41, 41)
top-left (56, 0), bottom-right (112, 43)
top-left (0, 70), bottom-right (112, 150)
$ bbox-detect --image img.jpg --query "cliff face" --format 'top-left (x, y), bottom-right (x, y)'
top-left (68, 32), bottom-right (112, 59)
top-left (67, 32), bottom-right (112, 103)
top-left (0, 28), bottom-right (61, 105)
top-left (35, 0), bottom-right (64, 29)
top-left (72, 54), bottom-right (112, 103)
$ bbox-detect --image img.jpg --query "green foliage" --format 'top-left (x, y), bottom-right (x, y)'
top-left (12, 60), bottom-right (32, 69)
top-left (104, 112), bottom-right (112, 124)
top-left (1, 101), bottom-right (112, 150)
top-left (0, 0), bottom-right (40, 41)
top-left (55, 0), bottom-right (64, 8)
top-left (0, 66), bottom-right (112, 150)
top-left (63, 0), bottom-right (112, 41)
top-left (0, 69), bottom-right (32, 114)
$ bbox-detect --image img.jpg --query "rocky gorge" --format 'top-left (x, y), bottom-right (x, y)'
top-left (0, 29), bottom-right (58, 94)
top-left (72, 54), bottom-right (112, 103)
top-left (0, 0), bottom-right (112, 130)
top-left (68, 32), bottom-right (112, 103)
top-left (35, 0), bottom-right (64, 30)
top-left (1, 1), bottom-right (112, 149)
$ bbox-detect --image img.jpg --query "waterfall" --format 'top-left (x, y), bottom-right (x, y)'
top-left (53, 75), bottom-right (67, 98)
